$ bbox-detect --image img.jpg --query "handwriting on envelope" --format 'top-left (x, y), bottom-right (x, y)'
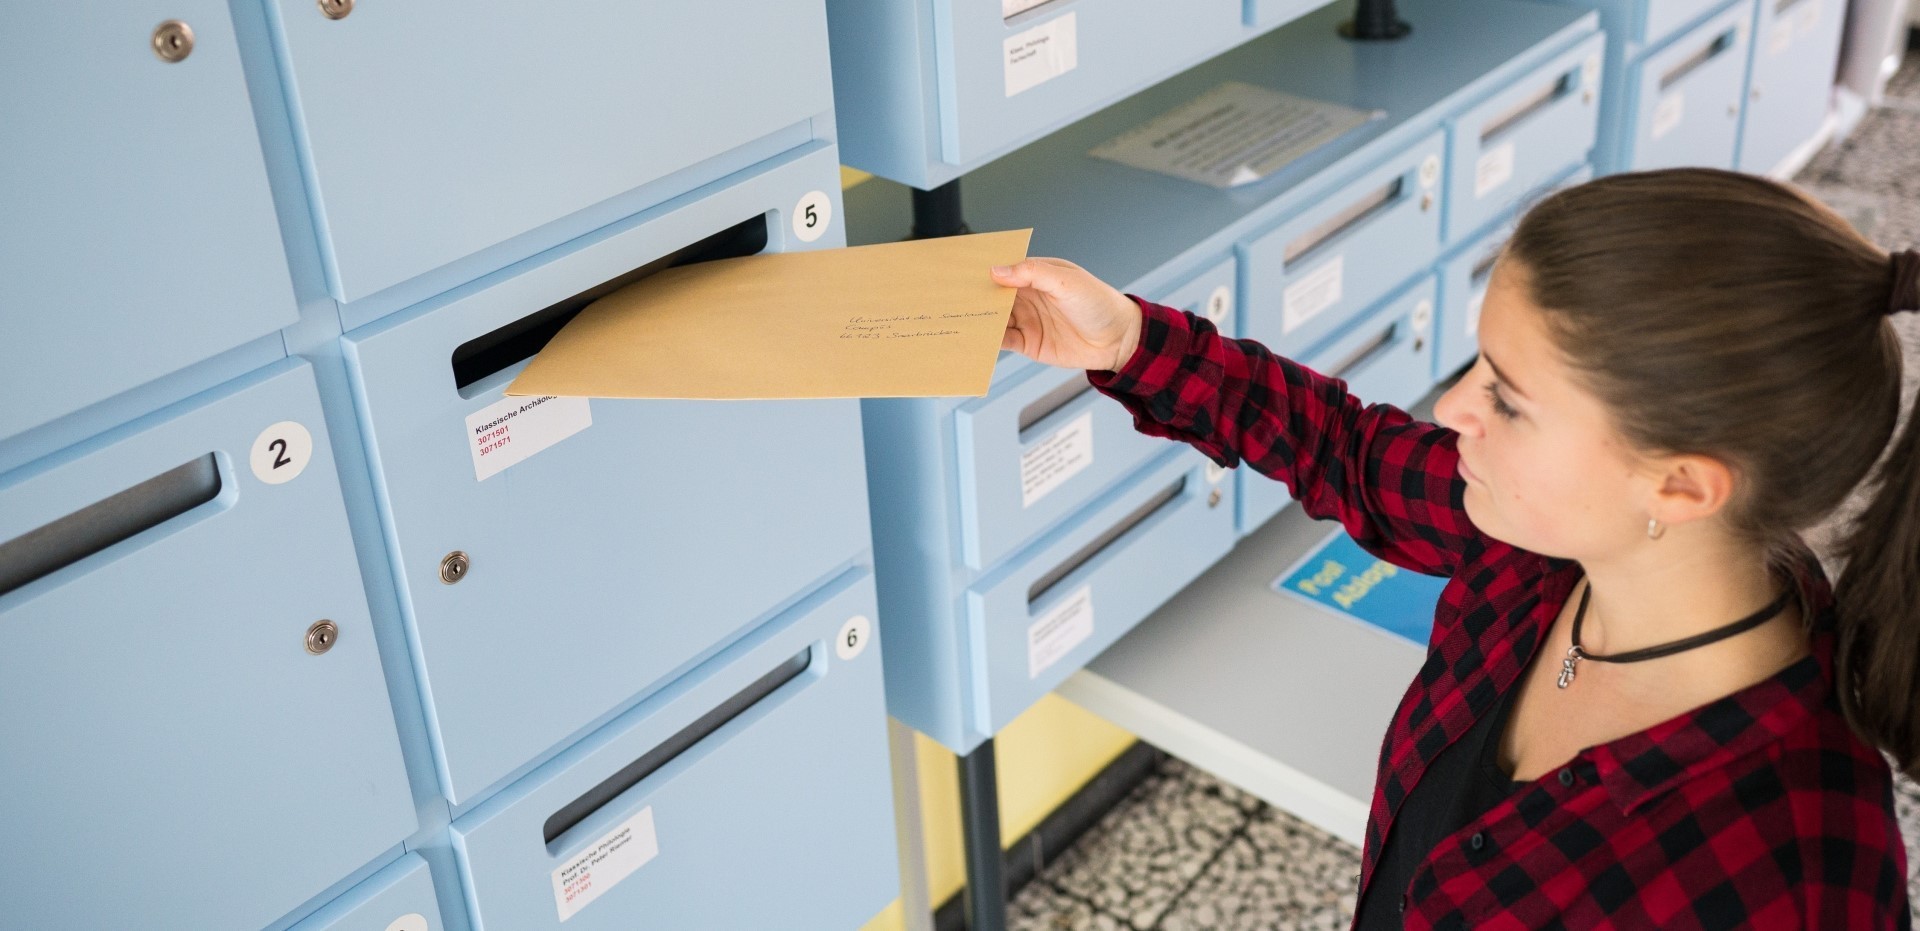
top-left (506, 229), bottom-right (1034, 400)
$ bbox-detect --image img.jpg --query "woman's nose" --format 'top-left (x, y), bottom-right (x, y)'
top-left (1433, 376), bottom-right (1479, 436)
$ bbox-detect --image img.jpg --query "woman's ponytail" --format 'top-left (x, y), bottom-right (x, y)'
top-left (1834, 250), bottom-right (1920, 777)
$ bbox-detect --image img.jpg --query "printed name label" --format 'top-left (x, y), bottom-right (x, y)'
top-left (552, 807), bottom-right (660, 922)
top-left (1029, 586), bottom-right (1095, 679)
top-left (465, 395), bottom-right (591, 482)
top-left (1005, 13), bottom-right (1078, 97)
top-left (1284, 256), bottom-right (1344, 334)
top-left (1021, 411), bottom-right (1095, 507)
top-left (1651, 91), bottom-right (1685, 141)
top-left (1475, 142), bottom-right (1516, 199)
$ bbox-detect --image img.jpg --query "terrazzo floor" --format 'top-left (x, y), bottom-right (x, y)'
top-left (1011, 50), bottom-right (1920, 931)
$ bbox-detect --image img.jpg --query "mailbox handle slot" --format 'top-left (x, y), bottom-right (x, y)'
top-left (1283, 178), bottom-right (1405, 267)
top-left (452, 214), bottom-right (769, 393)
top-left (1660, 29), bottom-right (1738, 91)
top-left (1018, 377), bottom-right (1098, 437)
top-left (0, 455), bottom-right (223, 597)
top-left (1480, 71), bottom-right (1574, 143)
top-left (1326, 322), bottom-right (1399, 382)
top-left (543, 646), bottom-right (812, 846)
top-left (1028, 476), bottom-right (1187, 605)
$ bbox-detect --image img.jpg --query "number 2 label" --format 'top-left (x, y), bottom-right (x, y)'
top-left (251, 421), bottom-right (314, 485)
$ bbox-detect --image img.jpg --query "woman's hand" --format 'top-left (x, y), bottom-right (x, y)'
top-left (992, 258), bottom-right (1144, 372)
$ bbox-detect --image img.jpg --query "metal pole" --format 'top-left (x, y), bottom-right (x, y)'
top-left (957, 740), bottom-right (1008, 931)
top-left (910, 179), bottom-right (970, 240)
top-left (1340, 0), bottom-right (1410, 41)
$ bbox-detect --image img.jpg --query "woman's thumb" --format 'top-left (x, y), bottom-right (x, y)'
top-left (990, 262), bottom-right (1033, 288)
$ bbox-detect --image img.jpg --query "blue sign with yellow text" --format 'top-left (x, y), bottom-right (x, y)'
top-left (1273, 529), bottom-right (1448, 647)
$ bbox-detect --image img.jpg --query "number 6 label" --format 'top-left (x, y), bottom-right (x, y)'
top-left (836, 615), bottom-right (872, 661)
top-left (251, 421), bottom-right (314, 485)
top-left (792, 190), bottom-right (833, 244)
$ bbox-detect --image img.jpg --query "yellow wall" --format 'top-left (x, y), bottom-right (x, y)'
top-left (840, 164), bottom-right (1139, 931)
top-left (859, 695), bottom-right (1139, 931)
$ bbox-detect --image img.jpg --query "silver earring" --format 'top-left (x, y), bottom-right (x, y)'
top-left (1647, 518), bottom-right (1665, 540)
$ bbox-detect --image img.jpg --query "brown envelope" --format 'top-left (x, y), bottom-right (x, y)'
top-left (506, 229), bottom-right (1034, 400)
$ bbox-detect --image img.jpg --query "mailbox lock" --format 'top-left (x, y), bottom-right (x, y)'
top-left (152, 20), bottom-right (194, 62)
top-left (1208, 488), bottom-right (1223, 509)
top-left (1420, 192), bottom-right (1434, 213)
top-left (440, 551), bottom-right (471, 584)
top-left (306, 620), bottom-right (340, 655)
top-left (319, 0), bottom-right (354, 20)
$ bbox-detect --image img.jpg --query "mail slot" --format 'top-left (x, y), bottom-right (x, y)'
top-left (269, 0), bottom-right (835, 303)
top-left (964, 448), bottom-right (1235, 740)
top-left (1444, 34), bottom-right (1604, 241)
top-left (2, 1), bottom-right (295, 442)
top-left (451, 572), bottom-right (895, 931)
top-left (343, 147), bottom-right (871, 807)
top-left (1736, 0), bottom-right (1844, 174)
top-left (1240, 276), bottom-right (1438, 535)
top-left (1623, 4), bottom-right (1753, 171)
top-left (288, 854), bottom-right (445, 931)
top-left (953, 258), bottom-right (1236, 570)
top-left (1243, 130), bottom-right (1444, 361)
top-left (0, 360), bottom-right (415, 931)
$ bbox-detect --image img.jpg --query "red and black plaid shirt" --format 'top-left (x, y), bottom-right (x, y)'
top-left (1089, 299), bottom-right (1909, 929)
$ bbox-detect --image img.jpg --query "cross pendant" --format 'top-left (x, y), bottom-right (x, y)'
top-left (1557, 647), bottom-right (1582, 689)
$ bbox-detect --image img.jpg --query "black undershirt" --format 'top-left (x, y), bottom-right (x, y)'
top-left (1353, 684), bottom-right (1527, 928)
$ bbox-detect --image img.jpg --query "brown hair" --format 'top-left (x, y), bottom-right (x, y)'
top-left (1504, 168), bottom-right (1920, 774)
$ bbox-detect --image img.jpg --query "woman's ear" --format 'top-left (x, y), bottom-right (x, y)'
top-left (1650, 453), bottom-right (1738, 527)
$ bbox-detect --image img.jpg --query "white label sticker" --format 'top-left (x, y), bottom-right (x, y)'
top-left (1205, 285), bottom-right (1234, 324)
top-left (1021, 411), bottom-right (1094, 507)
top-left (1796, 0), bottom-right (1821, 36)
top-left (1283, 256), bottom-right (1344, 333)
top-left (792, 190), bottom-right (832, 244)
top-left (837, 615), bottom-right (872, 661)
top-left (1467, 291), bottom-right (1487, 337)
top-left (1419, 153), bottom-right (1442, 189)
top-left (384, 915), bottom-right (429, 931)
top-left (1029, 586), bottom-right (1095, 679)
top-left (466, 395), bottom-right (592, 482)
top-left (1582, 53), bottom-right (1602, 89)
top-left (1474, 142), bottom-right (1516, 199)
top-left (1205, 461), bottom-right (1229, 486)
top-left (1004, 12), bottom-right (1077, 97)
top-left (1411, 299), bottom-right (1433, 335)
top-left (251, 421), bottom-right (314, 486)
top-left (1769, 21), bottom-right (1793, 54)
top-left (552, 807), bottom-right (659, 921)
top-left (1651, 91), bottom-right (1685, 141)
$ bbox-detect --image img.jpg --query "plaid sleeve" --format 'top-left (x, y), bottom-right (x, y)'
top-left (1088, 297), bottom-right (1481, 577)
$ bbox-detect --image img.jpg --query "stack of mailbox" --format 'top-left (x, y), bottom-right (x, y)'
top-left (1, 3), bottom-right (896, 929)
top-left (832, 0), bottom-right (1609, 758)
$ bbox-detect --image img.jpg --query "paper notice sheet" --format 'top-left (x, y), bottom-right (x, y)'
top-left (1088, 82), bottom-right (1382, 188)
top-left (506, 229), bottom-right (1032, 401)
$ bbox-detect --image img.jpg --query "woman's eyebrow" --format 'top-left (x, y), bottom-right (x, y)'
top-left (1483, 353), bottom-right (1533, 401)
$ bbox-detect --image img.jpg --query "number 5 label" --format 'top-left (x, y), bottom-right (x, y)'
top-left (793, 190), bottom-right (833, 244)
top-left (251, 421), bottom-right (314, 485)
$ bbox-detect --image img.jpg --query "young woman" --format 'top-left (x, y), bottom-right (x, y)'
top-left (991, 168), bottom-right (1920, 928)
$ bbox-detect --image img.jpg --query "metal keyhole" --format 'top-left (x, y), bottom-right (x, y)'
top-left (1421, 192), bottom-right (1434, 213)
top-left (1208, 489), bottom-right (1223, 508)
top-left (440, 551), bottom-right (470, 584)
top-left (152, 20), bottom-right (194, 62)
top-left (306, 620), bottom-right (340, 655)
top-left (318, 0), bottom-right (354, 19)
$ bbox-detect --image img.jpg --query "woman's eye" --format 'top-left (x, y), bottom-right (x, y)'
top-left (1484, 381), bottom-right (1519, 420)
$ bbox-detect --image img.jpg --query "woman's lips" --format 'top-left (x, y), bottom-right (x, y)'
top-left (1458, 458), bottom-right (1480, 485)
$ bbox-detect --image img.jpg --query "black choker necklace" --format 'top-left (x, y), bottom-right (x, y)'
top-left (1555, 582), bottom-right (1795, 689)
